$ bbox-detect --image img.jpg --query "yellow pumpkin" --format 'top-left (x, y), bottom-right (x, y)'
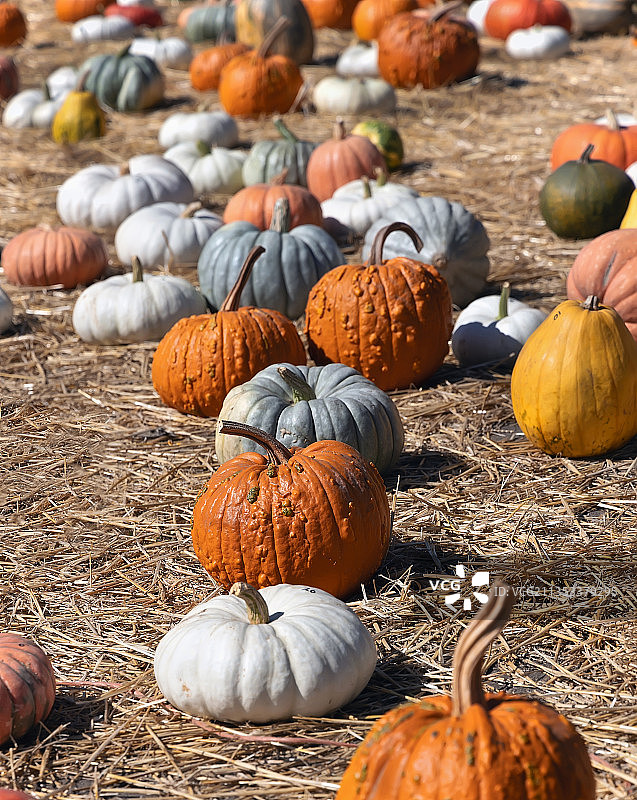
top-left (52, 87), bottom-right (106, 144)
top-left (620, 189), bottom-right (637, 228)
top-left (511, 295), bottom-right (637, 457)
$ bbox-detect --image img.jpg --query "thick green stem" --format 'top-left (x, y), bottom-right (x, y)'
top-left (196, 140), bottom-right (211, 157)
top-left (361, 175), bottom-right (372, 199)
top-left (278, 366), bottom-right (316, 402)
top-left (273, 116), bottom-right (298, 145)
top-left (230, 582), bottom-right (270, 624)
top-left (368, 222), bottom-right (423, 266)
top-left (218, 420), bottom-right (293, 464)
top-left (374, 167), bottom-right (387, 187)
top-left (131, 256), bottom-right (144, 283)
top-left (497, 282), bottom-right (510, 320)
top-left (219, 246), bottom-right (266, 312)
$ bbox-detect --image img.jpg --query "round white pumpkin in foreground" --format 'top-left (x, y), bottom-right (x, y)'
top-left (154, 582), bottom-right (377, 723)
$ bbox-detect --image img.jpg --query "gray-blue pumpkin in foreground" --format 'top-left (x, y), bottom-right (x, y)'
top-left (362, 196), bottom-right (491, 309)
top-left (197, 197), bottom-right (344, 319)
top-left (215, 362), bottom-right (404, 474)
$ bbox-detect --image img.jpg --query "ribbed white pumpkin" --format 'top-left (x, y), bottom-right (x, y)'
top-left (321, 173), bottom-right (419, 235)
top-left (313, 76), bottom-right (396, 115)
top-left (129, 36), bottom-right (193, 69)
top-left (158, 111), bottom-right (239, 149)
top-left (163, 141), bottom-right (246, 194)
top-left (362, 196), bottom-right (491, 308)
top-left (46, 65), bottom-right (79, 97)
top-left (115, 201), bottom-right (223, 267)
top-left (451, 283), bottom-right (547, 367)
top-left (505, 25), bottom-right (571, 59)
top-left (56, 155), bottom-right (194, 230)
top-left (154, 582), bottom-right (378, 723)
top-left (2, 87), bottom-right (68, 129)
top-left (0, 286), bottom-right (13, 334)
top-left (335, 41), bottom-right (379, 78)
top-left (71, 14), bottom-right (136, 43)
top-left (72, 258), bottom-right (207, 344)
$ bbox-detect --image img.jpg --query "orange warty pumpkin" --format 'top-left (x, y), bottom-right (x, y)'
top-left (378, 4), bottom-right (480, 89)
top-left (1, 226), bottom-right (108, 288)
top-left (218, 17), bottom-right (304, 118)
top-left (0, 1), bottom-right (26, 47)
top-left (551, 109), bottom-right (637, 171)
top-left (352, 0), bottom-right (419, 42)
top-left (566, 228), bottom-right (637, 342)
top-left (191, 421), bottom-right (391, 599)
top-left (336, 582), bottom-right (596, 800)
top-left (305, 119), bottom-right (387, 202)
top-left (223, 172), bottom-right (323, 229)
top-left (152, 246), bottom-right (306, 417)
top-left (305, 222), bottom-right (453, 391)
top-left (301, 0), bottom-right (359, 29)
top-left (190, 42), bottom-right (251, 91)
top-left (55, 0), bottom-right (116, 22)
top-left (484, 0), bottom-right (571, 38)
top-left (0, 633), bottom-right (56, 746)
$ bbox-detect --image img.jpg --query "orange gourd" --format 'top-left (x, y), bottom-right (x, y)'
top-left (151, 246), bottom-right (306, 417)
top-left (223, 172), bottom-right (323, 229)
top-left (336, 582), bottom-right (596, 800)
top-left (301, 0), bottom-right (359, 29)
top-left (189, 42), bottom-right (250, 91)
top-left (0, 1), bottom-right (26, 46)
top-left (218, 17), bottom-right (304, 118)
top-left (305, 222), bottom-right (453, 391)
top-left (191, 421), bottom-right (391, 599)
top-left (551, 109), bottom-right (637, 171)
top-left (55, 0), bottom-right (116, 22)
top-left (352, 0), bottom-right (419, 41)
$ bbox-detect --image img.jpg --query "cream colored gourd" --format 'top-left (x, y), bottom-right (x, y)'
top-left (335, 41), bottom-right (379, 78)
top-left (0, 286), bottom-right (13, 333)
top-left (71, 13), bottom-right (136, 42)
top-left (312, 76), bottom-right (396, 115)
top-left (2, 87), bottom-right (67, 129)
top-left (154, 582), bottom-right (377, 723)
top-left (505, 24), bottom-right (570, 59)
top-left (163, 141), bottom-right (246, 194)
top-left (72, 257), bottom-right (207, 344)
top-left (129, 36), bottom-right (193, 69)
top-left (158, 110), bottom-right (239, 149)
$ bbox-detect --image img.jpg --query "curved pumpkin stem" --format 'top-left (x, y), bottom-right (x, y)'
top-left (604, 108), bottom-right (620, 131)
top-left (219, 245), bottom-right (266, 312)
top-left (333, 117), bottom-right (347, 141)
top-left (230, 582), bottom-right (270, 624)
top-left (578, 144), bottom-right (595, 163)
top-left (428, 0), bottom-right (464, 22)
top-left (271, 167), bottom-right (290, 185)
top-left (218, 420), bottom-right (294, 464)
top-left (582, 295), bottom-right (601, 311)
top-left (374, 166), bottom-right (387, 187)
top-left (451, 580), bottom-right (515, 717)
top-left (278, 365), bottom-right (316, 402)
top-left (367, 222), bottom-right (424, 266)
top-left (273, 116), bottom-right (299, 144)
top-left (497, 282), bottom-right (510, 320)
top-left (361, 175), bottom-right (372, 198)
top-left (131, 256), bottom-right (144, 283)
top-left (257, 16), bottom-right (291, 59)
top-left (181, 200), bottom-right (203, 218)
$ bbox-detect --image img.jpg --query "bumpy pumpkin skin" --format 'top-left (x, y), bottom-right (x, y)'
top-left (511, 297), bottom-right (637, 457)
top-left (0, 633), bottom-right (56, 746)
top-left (378, 10), bottom-right (480, 90)
top-left (191, 436), bottom-right (391, 599)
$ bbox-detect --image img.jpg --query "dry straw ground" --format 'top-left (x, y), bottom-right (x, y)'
top-left (1, 1), bottom-right (637, 798)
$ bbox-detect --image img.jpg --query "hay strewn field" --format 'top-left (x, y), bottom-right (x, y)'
top-left (1, 2), bottom-right (636, 798)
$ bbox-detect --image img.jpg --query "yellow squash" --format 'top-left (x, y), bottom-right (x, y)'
top-left (511, 295), bottom-right (637, 457)
top-left (52, 88), bottom-right (106, 144)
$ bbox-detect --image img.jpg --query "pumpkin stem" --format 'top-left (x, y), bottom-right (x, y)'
top-left (273, 116), bottom-right (299, 144)
top-left (277, 366), bottom-right (316, 402)
top-left (218, 420), bottom-right (294, 464)
top-left (75, 68), bottom-right (91, 92)
top-left (333, 117), bottom-right (347, 141)
top-left (605, 108), bottom-right (620, 131)
top-left (219, 245), bottom-right (266, 312)
top-left (578, 144), bottom-right (595, 163)
top-left (497, 282), bottom-right (510, 320)
top-left (582, 295), bottom-right (601, 311)
top-left (117, 43), bottom-right (133, 59)
top-left (361, 175), bottom-right (372, 198)
top-left (451, 580), bottom-right (515, 717)
top-left (181, 201), bottom-right (203, 218)
top-left (257, 16), bottom-right (290, 60)
top-left (271, 167), bottom-right (290, 186)
top-left (131, 256), bottom-right (144, 283)
top-left (429, 0), bottom-right (463, 22)
top-left (119, 162), bottom-right (131, 176)
top-left (269, 197), bottom-right (291, 233)
top-left (230, 582), bottom-right (270, 624)
top-left (367, 222), bottom-right (424, 266)
top-left (374, 166), bottom-right (387, 187)
top-left (161, 230), bottom-right (176, 271)
top-left (196, 139), bottom-right (211, 157)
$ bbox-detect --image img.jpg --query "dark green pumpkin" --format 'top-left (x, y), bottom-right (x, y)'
top-left (80, 47), bottom-right (164, 112)
top-left (540, 144), bottom-right (635, 240)
top-left (185, 3), bottom-right (236, 44)
top-left (242, 117), bottom-right (317, 187)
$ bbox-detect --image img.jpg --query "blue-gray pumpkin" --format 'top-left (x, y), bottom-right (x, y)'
top-left (80, 46), bottom-right (164, 112)
top-left (215, 362), bottom-right (404, 474)
top-left (242, 117), bottom-right (317, 188)
top-left (197, 197), bottom-right (344, 320)
top-left (362, 196), bottom-right (491, 309)
top-left (185, 3), bottom-right (236, 43)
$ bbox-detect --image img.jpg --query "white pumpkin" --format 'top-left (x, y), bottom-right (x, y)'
top-left (71, 14), bottom-right (136, 43)
top-left (2, 87), bottom-right (68, 129)
top-left (158, 111), bottom-right (239, 149)
top-left (163, 141), bottom-right (246, 195)
top-left (117, 0), bottom-right (156, 6)
top-left (335, 41), bottom-right (379, 78)
top-left (129, 36), bottom-right (193, 69)
top-left (46, 65), bottom-right (79, 97)
top-left (626, 160), bottom-right (637, 184)
top-left (466, 0), bottom-right (495, 33)
top-left (313, 76), bottom-right (396, 115)
top-left (595, 111), bottom-right (637, 127)
top-left (451, 283), bottom-right (547, 367)
top-left (505, 25), bottom-right (571, 59)
top-left (154, 582), bottom-right (378, 723)
top-left (321, 172), bottom-right (419, 235)
top-left (72, 257), bottom-right (207, 344)
top-left (56, 155), bottom-right (195, 230)
top-left (115, 201), bottom-right (223, 267)
top-left (0, 286), bottom-right (13, 334)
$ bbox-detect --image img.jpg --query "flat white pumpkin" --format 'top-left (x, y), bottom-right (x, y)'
top-left (56, 155), bottom-right (194, 229)
top-left (46, 65), bottom-right (79, 97)
top-left (115, 201), bottom-right (223, 267)
top-left (129, 36), bottom-right (193, 69)
top-left (2, 87), bottom-right (68, 129)
top-left (158, 111), bottom-right (239, 149)
top-left (505, 25), bottom-right (570, 59)
top-left (313, 76), bottom-right (396, 115)
top-left (71, 14), bottom-right (136, 43)
top-left (451, 283), bottom-right (547, 366)
top-left (163, 141), bottom-right (246, 194)
top-left (72, 257), bottom-right (207, 344)
top-left (0, 286), bottom-right (13, 334)
top-left (335, 41), bottom-right (379, 78)
top-left (154, 582), bottom-right (378, 723)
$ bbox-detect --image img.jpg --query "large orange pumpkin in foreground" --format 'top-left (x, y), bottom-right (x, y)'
top-left (305, 222), bottom-right (453, 391)
top-left (551, 109), bottom-right (637, 171)
top-left (152, 246), bottom-right (305, 417)
top-left (192, 421), bottom-right (391, 599)
top-left (336, 582), bottom-right (596, 800)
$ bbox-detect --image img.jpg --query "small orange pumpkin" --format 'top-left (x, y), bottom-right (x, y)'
top-left (223, 171), bottom-right (323, 229)
top-left (305, 222), bottom-right (453, 391)
top-left (191, 420), bottom-right (391, 599)
top-left (484, 0), bottom-right (571, 38)
top-left (301, 0), bottom-right (359, 29)
top-left (218, 17), bottom-right (304, 118)
top-left (551, 109), bottom-right (637, 171)
top-left (352, 0), bottom-right (419, 41)
top-left (55, 0), bottom-right (116, 22)
top-left (0, 1), bottom-right (26, 46)
top-left (152, 246), bottom-right (306, 417)
top-left (190, 41), bottom-right (251, 91)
